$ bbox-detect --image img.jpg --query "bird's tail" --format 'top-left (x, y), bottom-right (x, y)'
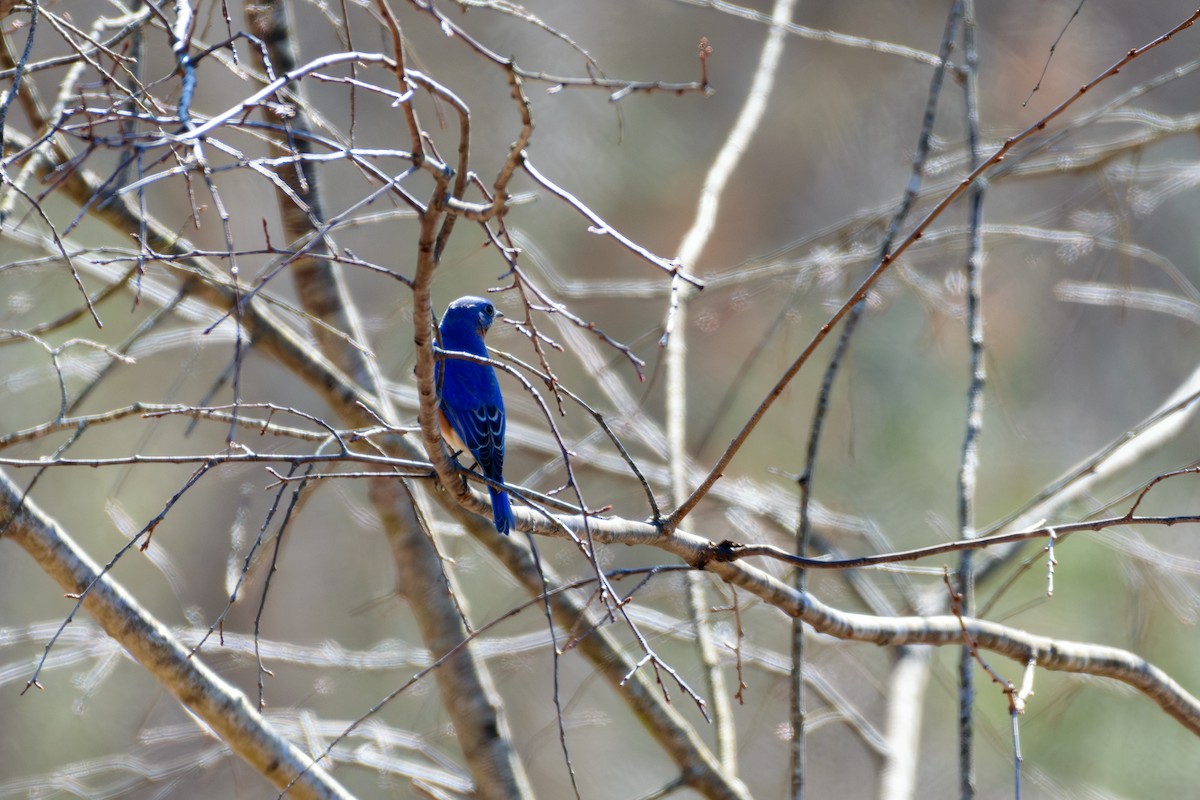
top-left (489, 487), bottom-right (514, 535)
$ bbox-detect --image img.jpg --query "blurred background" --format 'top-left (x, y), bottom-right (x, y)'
top-left (3, 0), bottom-right (1200, 797)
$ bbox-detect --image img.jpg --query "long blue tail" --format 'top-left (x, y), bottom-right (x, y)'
top-left (489, 488), bottom-right (513, 535)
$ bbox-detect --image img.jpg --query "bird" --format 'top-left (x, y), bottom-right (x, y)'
top-left (435, 296), bottom-right (514, 535)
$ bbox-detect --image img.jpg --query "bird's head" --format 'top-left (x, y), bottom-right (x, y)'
top-left (442, 295), bottom-right (501, 337)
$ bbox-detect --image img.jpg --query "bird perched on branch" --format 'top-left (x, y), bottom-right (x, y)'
top-left (435, 296), bottom-right (514, 535)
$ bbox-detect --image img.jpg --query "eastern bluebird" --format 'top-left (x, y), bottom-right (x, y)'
top-left (435, 296), bottom-right (514, 535)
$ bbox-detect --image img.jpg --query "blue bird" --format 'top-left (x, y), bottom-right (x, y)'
top-left (435, 296), bottom-right (514, 534)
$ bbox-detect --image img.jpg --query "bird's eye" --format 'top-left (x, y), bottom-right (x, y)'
top-left (483, 303), bottom-right (494, 317)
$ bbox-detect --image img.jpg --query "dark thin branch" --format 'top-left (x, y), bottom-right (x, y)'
top-left (956, 1), bottom-right (985, 795)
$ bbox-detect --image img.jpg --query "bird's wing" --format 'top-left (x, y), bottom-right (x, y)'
top-left (443, 401), bottom-right (505, 481)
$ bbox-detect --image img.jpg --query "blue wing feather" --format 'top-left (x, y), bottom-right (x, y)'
top-left (436, 349), bottom-right (514, 534)
top-left (444, 399), bottom-right (505, 480)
